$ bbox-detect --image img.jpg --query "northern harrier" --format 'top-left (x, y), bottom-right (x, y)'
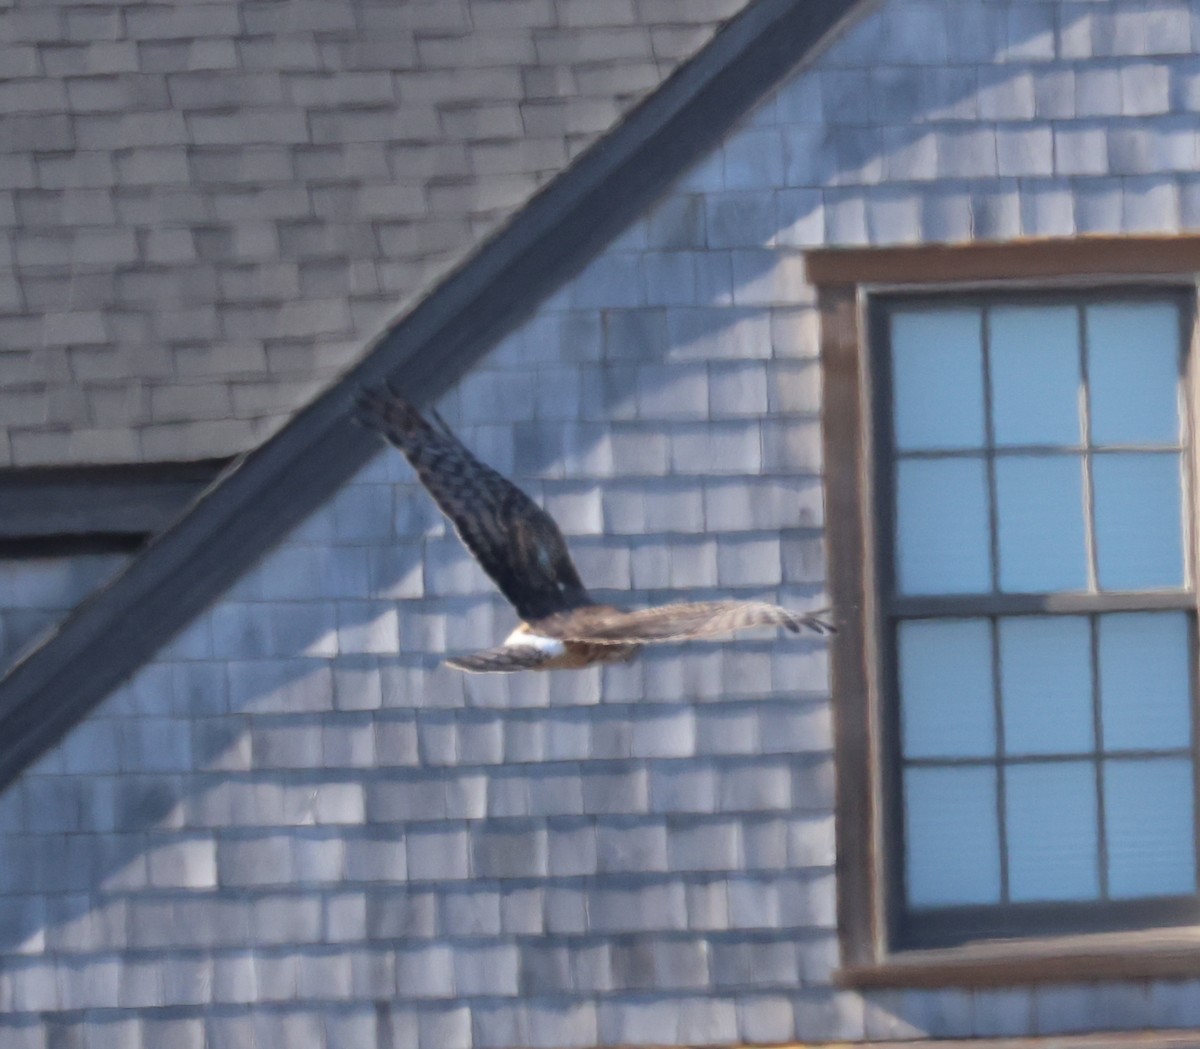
top-left (356, 387), bottom-right (834, 673)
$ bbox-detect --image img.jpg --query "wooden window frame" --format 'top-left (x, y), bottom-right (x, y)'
top-left (813, 236), bottom-right (1200, 989)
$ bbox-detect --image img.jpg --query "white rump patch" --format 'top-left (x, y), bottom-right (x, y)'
top-left (503, 628), bottom-right (565, 656)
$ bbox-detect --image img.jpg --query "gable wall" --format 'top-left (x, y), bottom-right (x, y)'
top-left (6, 1), bottom-right (1200, 1046)
top-left (0, 553), bottom-right (129, 673)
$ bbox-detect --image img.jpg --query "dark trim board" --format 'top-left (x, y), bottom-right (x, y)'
top-left (818, 281), bottom-right (881, 969)
top-left (0, 0), bottom-right (866, 790)
top-left (0, 460), bottom-right (228, 552)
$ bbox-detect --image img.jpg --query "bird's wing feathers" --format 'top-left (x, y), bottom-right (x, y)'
top-left (535, 601), bottom-right (836, 644)
top-left (356, 387), bottom-right (590, 621)
top-left (356, 387), bottom-right (837, 662)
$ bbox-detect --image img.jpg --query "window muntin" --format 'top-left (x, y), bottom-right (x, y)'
top-left (881, 292), bottom-right (1197, 946)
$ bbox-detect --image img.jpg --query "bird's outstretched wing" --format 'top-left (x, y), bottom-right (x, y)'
top-left (445, 645), bottom-right (556, 674)
top-left (535, 601), bottom-right (836, 644)
top-left (356, 386), bottom-right (591, 621)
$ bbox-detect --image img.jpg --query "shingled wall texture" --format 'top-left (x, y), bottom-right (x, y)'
top-left (0, 553), bottom-right (129, 673)
top-left (8, 0), bottom-right (1200, 1045)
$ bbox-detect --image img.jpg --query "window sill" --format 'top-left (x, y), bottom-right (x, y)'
top-left (780, 1035), bottom-right (1200, 1049)
top-left (838, 927), bottom-right (1200, 988)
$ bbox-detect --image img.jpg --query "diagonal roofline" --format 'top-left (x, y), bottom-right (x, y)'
top-left (0, 0), bottom-right (867, 790)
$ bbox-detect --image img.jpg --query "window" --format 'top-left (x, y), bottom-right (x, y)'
top-left (811, 237), bottom-right (1200, 986)
top-left (883, 292), bottom-right (1195, 948)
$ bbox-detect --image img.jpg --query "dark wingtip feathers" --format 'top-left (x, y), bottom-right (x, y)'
top-left (789, 608), bottom-right (837, 635)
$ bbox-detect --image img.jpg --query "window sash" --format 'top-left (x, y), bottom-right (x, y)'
top-left (872, 287), bottom-right (1200, 947)
top-left (876, 290), bottom-right (1195, 609)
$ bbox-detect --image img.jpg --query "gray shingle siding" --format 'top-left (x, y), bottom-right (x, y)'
top-left (7, 0), bottom-right (1200, 1045)
top-left (0, 554), bottom-right (129, 674)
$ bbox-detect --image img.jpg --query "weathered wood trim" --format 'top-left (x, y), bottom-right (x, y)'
top-left (806, 235), bottom-right (1200, 287)
top-left (0, 0), bottom-right (868, 790)
top-left (841, 926), bottom-right (1200, 989)
top-left (752, 1034), bottom-right (1200, 1049)
top-left (820, 282), bottom-right (883, 969)
top-left (0, 460), bottom-right (227, 543)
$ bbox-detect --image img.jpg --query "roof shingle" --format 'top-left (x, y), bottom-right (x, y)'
top-left (0, 0), bottom-right (754, 468)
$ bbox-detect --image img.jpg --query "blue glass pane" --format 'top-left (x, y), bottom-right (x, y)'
top-left (994, 456), bottom-right (1088, 592)
top-left (989, 306), bottom-right (1082, 447)
top-left (1006, 762), bottom-right (1099, 901)
top-left (1087, 302), bottom-right (1182, 445)
top-left (905, 766), bottom-right (1001, 907)
top-left (1099, 613), bottom-right (1192, 751)
top-left (892, 310), bottom-right (985, 451)
top-left (999, 616), bottom-right (1094, 756)
top-left (899, 619), bottom-right (995, 760)
top-left (896, 458), bottom-right (991, 595)
top-left (1104, 758), bottom-right (1196, 898)
top-left (1093, 453), bottom-right (1184, 590)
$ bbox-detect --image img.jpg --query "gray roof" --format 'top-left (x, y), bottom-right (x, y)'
top-left (0, 0), bottom-right (755, 469)
top-left (0, 0), bottom-right (863, 787)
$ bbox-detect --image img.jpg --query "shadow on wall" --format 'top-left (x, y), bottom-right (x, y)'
top-left (0, 7), bottom-right (1098, 1038)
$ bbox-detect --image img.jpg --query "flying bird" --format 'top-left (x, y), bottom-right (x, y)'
top-left (356, 386), bottom-right (834, 673)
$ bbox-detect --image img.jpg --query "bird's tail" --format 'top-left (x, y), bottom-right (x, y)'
top-left (445, 645), bottom-right (554, 673)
